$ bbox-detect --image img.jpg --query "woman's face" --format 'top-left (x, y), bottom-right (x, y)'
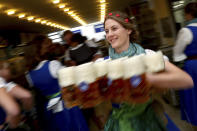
top-left (63, 33), bottom-right (73, 45)
top-left (185, 13), bottom-right (193, 21)
top-left (105, 19), bottom-right (131, 50)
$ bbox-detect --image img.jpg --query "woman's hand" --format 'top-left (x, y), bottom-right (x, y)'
top-left (146, 61), bottom-right (193, 89)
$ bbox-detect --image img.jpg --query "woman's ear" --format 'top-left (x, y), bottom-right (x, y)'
top-left (127, 29), bottom-right (132, 35)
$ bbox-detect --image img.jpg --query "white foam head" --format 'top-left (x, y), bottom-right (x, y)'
top-left (144, 51), bottom-right (165, 73)
top-left (123, 55), bottom-right (146, 79)
top-left (58, 66), bottom-right (75, 87)
top-left (75, 62), bottom-right (97, 85)
top-left (93, 60), bottom-right (109, 77)
top-left (107, 58), bottom-right (124, 80)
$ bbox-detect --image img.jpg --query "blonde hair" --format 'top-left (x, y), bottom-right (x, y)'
top-left (104, 11), bottom-right (138, 42)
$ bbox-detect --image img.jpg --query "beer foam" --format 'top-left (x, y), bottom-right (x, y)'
top-left (93, 60), bottom-right (108, 77)
top-left (117, 56), bottom-right (128, 60)
top-left (75, 62), bottom-right (97, 85)
top-left (107, 58), bottom-right (124, 80)
top-left (58, 66), bottom-right (75, 87)
top-left (123, 55), bottom-right (146, 79)
top-left (144, 51), bottom-right (165, 73)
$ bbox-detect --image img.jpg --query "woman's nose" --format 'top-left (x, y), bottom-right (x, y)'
top-left (107, 30), bottom-right (114, 37)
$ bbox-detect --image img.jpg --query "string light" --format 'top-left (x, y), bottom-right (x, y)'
top-left (35, 18), bottom-right (41, 23)
top-left (51, 1), bottom-right (87, 25)
top-left (101, 4), bottom-right (105, 9)
top-left (99, 0), bottom-right (107, 21)
top-left (7, 9), bottom-right (16, 15)
top-left (68, 11), bottom-right (73, 15)
top-left (3, 5), bottom-right (68, 30)
top-left (64, 8), bottom-right (69, 12)
top-left (59, 4), bottom-right (65, 8)
top-left (53, 0), bottom-right (60, 4)
top-left (100, 0), bottom-right (105, 3)
top-left (18, 13), bottom-right (25, 18)
top-left (27, 16), bottom-right (34, 21)
top-left (41, 20), bottom-right (47, 24)
top-left (71, 13), bottom-right (76, 17)
top-left (46, 22), bottom-right (51, 25)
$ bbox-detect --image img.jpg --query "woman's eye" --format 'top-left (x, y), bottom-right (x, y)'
top-left (112, 27), bottom-right (117, 31)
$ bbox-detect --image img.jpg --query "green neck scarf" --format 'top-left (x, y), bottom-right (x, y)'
top-left (109, 43), bottom-right (145, 60)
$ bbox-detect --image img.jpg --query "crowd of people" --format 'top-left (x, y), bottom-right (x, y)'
top-left (0, 2), bottom-right (197, 131)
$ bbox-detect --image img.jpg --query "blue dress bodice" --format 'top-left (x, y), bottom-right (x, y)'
top-left (184, 26), bottom-right (197, 57)
top-left (29, 61), bottom-right (60, 98)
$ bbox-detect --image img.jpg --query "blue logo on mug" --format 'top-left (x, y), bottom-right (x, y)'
top-left (130, 76), bottom-right (141, 88)
top-left (108, 78), bottom-right (112, 86)
top-left (79, 82), bottom-right (89, 92)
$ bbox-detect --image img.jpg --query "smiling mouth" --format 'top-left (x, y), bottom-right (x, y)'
top-left (110, 39), bottom-right (117, 43)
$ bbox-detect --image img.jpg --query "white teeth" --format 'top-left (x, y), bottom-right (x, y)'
top-left (111, 39), bottom-right (116, 43)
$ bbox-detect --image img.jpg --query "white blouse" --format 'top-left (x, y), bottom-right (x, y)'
top-left (34, 60), bottom-right (63, 78)
top-left (0, 77), bottom-right (17, 92)
top-left (173, 23), bottom-right (197, 62)
top-left (26, 60), bottom-right (64, 87)
top-left (0, 77), bottom-right (6, 88)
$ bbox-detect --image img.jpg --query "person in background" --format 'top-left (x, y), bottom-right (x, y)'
top-left (0, 84), bottom-right (20, 130)
top-left (25, 35), bottom-right (89, 131)
top-left (62, 30), bottom-right (73, 46)
top-left (0, 61), bottom-right (33, 110)
top-left (0, 61), bottom-right (20, 129)
top-left (63, 31), bottom-right (102, 66)
top-left (48, 43), bottom-right (65, 63)
top-left (102, 11), bottom-right (193, 131)
top-left (173, 2), bottom-right (197, 129)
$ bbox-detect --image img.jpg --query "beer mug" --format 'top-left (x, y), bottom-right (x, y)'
top-left (107, 57), bottom-right (127, 103)
top-left (144, 51), bottom-right (165, 93)
top-left (123, 55), bottom-right (151, 104)
top-left (58, 66), bottom-right (80, 108)
top-left (94, 60), bottom-right (109, 99)
top-left (75, 62), bottom-right (102, 108)
top-left (144, 51), bottom-right (165, 73)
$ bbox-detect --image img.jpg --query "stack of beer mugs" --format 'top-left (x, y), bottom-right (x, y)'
top-left (58, 51), bottom-right (165, 108)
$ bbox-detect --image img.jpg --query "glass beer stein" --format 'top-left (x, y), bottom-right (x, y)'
top-left (94, 60), bottom-right (109, 99)
top-left (75, 62), bottom-right (102, 108)
top-left (144, 51), bottom-right (166, 93)
top-left (106, 58), bottom-right (127, 103)
top-left (123, 55), bottom-right (151, 104)
top-left (58, 66), bottom-right (80, 108)
top-left (144, 51), bottom-right (165, 73)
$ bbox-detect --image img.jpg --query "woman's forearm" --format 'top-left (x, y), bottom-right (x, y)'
top-left (146, 61), bottom-right (193, 89)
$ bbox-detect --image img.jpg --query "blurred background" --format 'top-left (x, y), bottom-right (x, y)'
top-left (0, 0), bottom-right (195, 60)
top-left (0, 0), bottom-right (196, 130)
